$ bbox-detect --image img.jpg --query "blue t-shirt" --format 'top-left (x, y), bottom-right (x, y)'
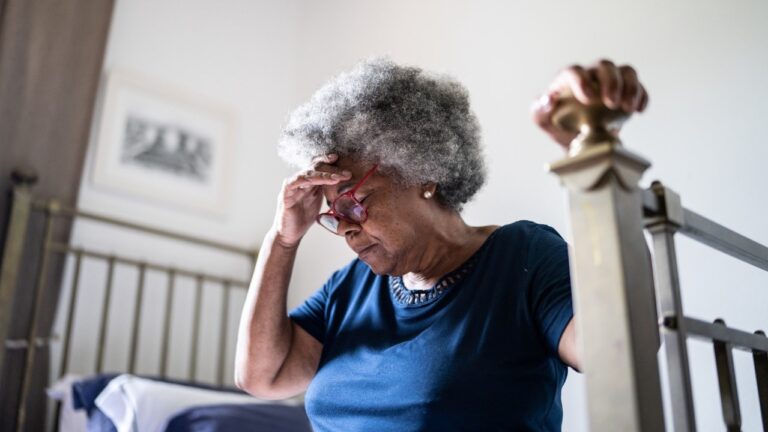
top-left (289, 221), bottom-right (574, 431)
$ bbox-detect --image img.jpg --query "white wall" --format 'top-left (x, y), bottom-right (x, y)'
top-left (56, 0), bottom-right (304, 386)
top-left (79, 0), bottom-right (302, 252)
top-left (62, 0), bottom-right (768, 430)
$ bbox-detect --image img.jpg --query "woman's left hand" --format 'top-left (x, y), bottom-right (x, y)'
top-left (531, 59), bottom-right (649, 150)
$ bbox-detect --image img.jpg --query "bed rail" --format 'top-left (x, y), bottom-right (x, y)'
top-left (645, 182), bottom-right (768, 432)
top-left (549, 97), bottom-right (768, 431)
top-left (0, 172), bottom-right (258, 432)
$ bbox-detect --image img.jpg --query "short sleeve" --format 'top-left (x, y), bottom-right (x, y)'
top-left (289, 284), bottom-right (328, 344)
top-left (527, 225), bottom-right (574, 356)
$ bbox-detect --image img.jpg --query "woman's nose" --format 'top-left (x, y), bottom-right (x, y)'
top-left (338, 218), bottom-right (361, 237)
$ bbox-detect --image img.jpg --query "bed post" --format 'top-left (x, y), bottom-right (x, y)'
top-left (0, 169), bottom-right (37, 379)
top-left (547, 97), bottom-right (665, 431)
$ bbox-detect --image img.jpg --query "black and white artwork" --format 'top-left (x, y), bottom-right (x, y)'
top-left (92, 71), bottom-right (233, 215)
top-left (122, 114), bottom-right (213, 182)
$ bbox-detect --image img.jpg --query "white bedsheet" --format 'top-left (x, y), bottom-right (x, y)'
top-left (47, 374), bottom-right (88, 432)
top-left (95, 374), bottom-right (300, 432)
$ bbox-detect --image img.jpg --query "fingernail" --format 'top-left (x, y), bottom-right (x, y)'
top-left (342, 170), bottom-right (351, 176)
top-left (532, 94), bottom-right (553, 112)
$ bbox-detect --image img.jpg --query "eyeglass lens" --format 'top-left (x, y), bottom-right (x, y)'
top-left (318, 213), bottom-right (340, 232)
top-left (334, 195), bottom-right (366, 221)
top-left (318, 196), bottom-right (366, 234)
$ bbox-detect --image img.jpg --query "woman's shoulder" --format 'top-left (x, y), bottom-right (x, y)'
top-left (492, 220), bottom-right (565, 241)
top-left (485, 220), bottom-right (567, 259)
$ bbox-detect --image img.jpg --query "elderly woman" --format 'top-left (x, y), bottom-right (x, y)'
top-left (235, 58), bottom-right (648, 431)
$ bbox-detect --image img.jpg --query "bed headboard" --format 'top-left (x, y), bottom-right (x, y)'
top-left (0, 174), bottom-right (257, 432)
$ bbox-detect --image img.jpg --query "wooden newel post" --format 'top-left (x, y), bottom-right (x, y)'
top-left (547, 95), bottom-right (665, 431)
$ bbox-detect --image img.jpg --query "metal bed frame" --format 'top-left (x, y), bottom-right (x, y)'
top-left (549, 96), bottom-right (768, 431)
top-left (0, 172), bottom-right (257, 432)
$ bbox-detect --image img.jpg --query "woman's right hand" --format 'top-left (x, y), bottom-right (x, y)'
top-left (272, 153), bottom-right (351, 248)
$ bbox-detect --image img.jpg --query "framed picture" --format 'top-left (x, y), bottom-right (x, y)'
top-left (92, 70), bottom-right (234, 216)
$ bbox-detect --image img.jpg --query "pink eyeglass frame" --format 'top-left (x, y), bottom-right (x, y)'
top-left (316, 164), bottom-right (378, 234)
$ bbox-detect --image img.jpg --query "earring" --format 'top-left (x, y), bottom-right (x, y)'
top-left (423, 190), bottom-right (433, 199)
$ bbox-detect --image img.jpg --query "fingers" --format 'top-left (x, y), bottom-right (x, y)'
top-left (281, 153), bottom-right (353, 209)
top-left (547, 60), bottom-right (648, 113)
top-left (550, 65), bottom-right (597, 105)
top-left (531, 91), bottom-right (579, 150)
top-left (617, 65), bottom-right (644, 112)
top-left (282, 173), bottom-right (325, 207)
top-left (591, 61), bottom-right (645, 113)
top-left (308, 153), bottom-right (354, 178)
top-left (533, 59), bottom-right (649, 150)
top-left (594, 59), bottom-right (622, 109)
top-left (637, 84), bottom-right (649, 112)
top-left (311, 153), bottom-right (338, 169)
top-left (287, 169), bottom-right (351, 192)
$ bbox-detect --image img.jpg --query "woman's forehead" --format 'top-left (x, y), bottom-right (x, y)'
top-left (331, 155), bottom-right (366, 172)
top-left (327, 157), bottom-right (381, 182)
top-left (321, 160), bottom-right (383, 201)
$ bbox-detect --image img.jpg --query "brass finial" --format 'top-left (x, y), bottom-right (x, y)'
top-left (550, 89), bottom-right (630, 157)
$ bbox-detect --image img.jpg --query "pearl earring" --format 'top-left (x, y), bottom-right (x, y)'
top-left (423, 191), bottom-right (433, 199)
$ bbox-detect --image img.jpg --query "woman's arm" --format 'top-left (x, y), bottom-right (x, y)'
top-left (234, 229), bottom-right (322, 399)
top-left (234, 154), bottom-right (351, 399)
top-left (558, 317), bottom-right (582, 372)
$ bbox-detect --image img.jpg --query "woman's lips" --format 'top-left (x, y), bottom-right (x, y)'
top-left (356, 244), bottom-right (376, 256)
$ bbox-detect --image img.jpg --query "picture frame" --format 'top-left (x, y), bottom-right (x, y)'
top-left (92, 70), bottom-right (235, 216)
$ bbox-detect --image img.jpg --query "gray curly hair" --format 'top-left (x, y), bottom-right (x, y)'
top-left (277, 57), bottom-right (486, 211)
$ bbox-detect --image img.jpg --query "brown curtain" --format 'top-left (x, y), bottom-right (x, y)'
top-left (0, 0), bottom-right (114, 430)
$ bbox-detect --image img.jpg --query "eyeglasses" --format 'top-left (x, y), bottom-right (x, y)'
top-left (316, 165), bottom-right (378, 235)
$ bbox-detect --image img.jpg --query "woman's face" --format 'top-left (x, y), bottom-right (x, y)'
top-left (321, 158), bottom-right (435, 276)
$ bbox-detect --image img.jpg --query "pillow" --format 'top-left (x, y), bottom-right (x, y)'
top-left (70, 373), bottom-right (122, 432)
top-left (67, 373), bottom-right (304, 432)
top-left (48, 373), bottom-right (121, 432)
top-left (71, 373), bottom-right (120, 413)
top-left (95, 374), bottom-right (301, 432)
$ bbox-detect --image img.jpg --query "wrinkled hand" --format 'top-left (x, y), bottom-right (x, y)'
top-left (272, 154), bottom-right (351, 248)
top-left (532, 59), bottom-right (649, 150)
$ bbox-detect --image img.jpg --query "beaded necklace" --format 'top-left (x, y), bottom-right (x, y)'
top-left (388, 254), bottom-right (478, 306)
